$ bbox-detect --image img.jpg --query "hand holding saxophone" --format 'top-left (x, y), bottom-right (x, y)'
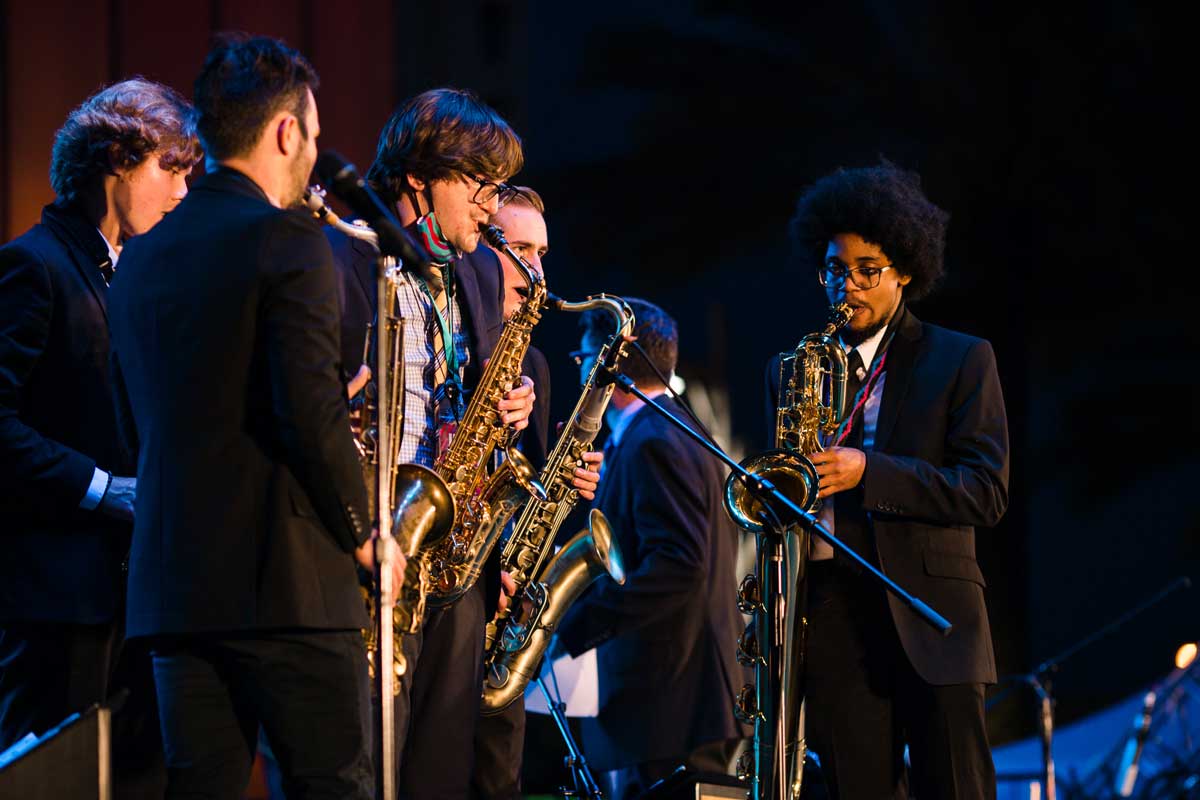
top-left (354, 531), bottom-right (408, 606)
top-left (496, 374), bottom-right (536, 429)
top-left (809, 446), bottom-right (866, 499)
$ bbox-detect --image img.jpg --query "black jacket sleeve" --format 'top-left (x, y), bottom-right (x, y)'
top-left (0, 245), bottom-right (95, 510)
top-left (862, 339), bottom-right (1009, 527)
top-left (260, 213), bottom-right (371, 552)
top-left (557, 429), bottom-right (710, 656)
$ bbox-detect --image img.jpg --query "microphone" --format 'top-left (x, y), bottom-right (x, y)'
top-left (313, 151), bottom-right (433, 269)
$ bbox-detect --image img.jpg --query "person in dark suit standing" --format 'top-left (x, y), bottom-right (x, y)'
top-left (329, 88), bottom-right (542, 798)
top-left (768, 162), bottom-right (1010, 799)
top-left (554, 298), bottom-right (747, 800)
top-left (108, 35), bottom-right (397, 799)
top-left (0, 78), bottom-right (200, 795)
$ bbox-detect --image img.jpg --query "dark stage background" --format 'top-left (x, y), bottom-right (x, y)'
top-left (2, 0), bottom-right (1195, 766)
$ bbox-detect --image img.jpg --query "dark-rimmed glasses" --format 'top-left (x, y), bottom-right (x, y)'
top-left (818, 258), bottom-right (895, 290)
top-left (460, 171), bottom-right (519, 208)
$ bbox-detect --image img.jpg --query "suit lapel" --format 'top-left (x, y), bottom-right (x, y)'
top-left (873, 308), bottom-right (923, 452)
top-left (41, 204), bottom-right (111, 323)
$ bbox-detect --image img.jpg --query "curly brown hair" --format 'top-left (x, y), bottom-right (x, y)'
top-left (50, 77), bottom-right (202, 203)
top-left (366, 88), bottom-right (523, 206)
top-left (790, 160), bottom-right (949, 301)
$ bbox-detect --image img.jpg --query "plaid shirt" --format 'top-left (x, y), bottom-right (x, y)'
top-left (393, 269), bottom-right (470, 467)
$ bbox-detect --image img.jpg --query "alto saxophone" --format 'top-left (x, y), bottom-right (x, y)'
top-left (304, 187), bottom-right (453, 691)
top-left (420, 224), bottom-right (548, 604)
top-left (480, 294), bottom-right (635, 713)
top-left (723, 302), bottom-right (852, 800)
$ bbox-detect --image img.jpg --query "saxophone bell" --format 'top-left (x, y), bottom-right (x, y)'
top-left (480, 509), bottom-right (625, 715)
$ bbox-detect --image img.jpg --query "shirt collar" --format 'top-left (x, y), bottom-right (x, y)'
top-left (605, 386), bottom-right (667, 449)
top-left (842, 321), bottom-right (888, 376)
top-left (96, 227), bottom-right (120, 266)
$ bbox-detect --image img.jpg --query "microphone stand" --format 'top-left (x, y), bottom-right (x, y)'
top-left (536, 673), bottom-right (604, 799)
top-left (597, 368), bottom-right (951, 800)
top-left (991, 576), bottom-right (1192, 800)
top-left (597, 367), bottom-right (953, 636)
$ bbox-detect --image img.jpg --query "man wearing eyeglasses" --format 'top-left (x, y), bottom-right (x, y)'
top-left (768, 161), bottom-right (1010, 799)
top-left (327, 88), bottom-right (539, 798)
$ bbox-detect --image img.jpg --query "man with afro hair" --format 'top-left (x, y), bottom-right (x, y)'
top-left (766, 161), bottom-right (1010, 799)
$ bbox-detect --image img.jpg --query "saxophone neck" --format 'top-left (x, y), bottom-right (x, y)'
top-left (304, 185), bottom-right (380, 246)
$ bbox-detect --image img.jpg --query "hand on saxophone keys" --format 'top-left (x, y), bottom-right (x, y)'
top-left (808, 446), bottom-right (867, 499)
top-left (573, 450), bottom-right (603, 500)
top-left (496, 374), bottom-right (536, 430)
top-left (346, 364), bottom-right (371, 400)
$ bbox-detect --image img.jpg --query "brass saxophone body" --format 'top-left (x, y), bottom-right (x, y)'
top-left (480, 294), bottom-right (635, 713)
top-left (304, 187), bottom-right (454, 691)
top-left (420, 224), bottom-right (548, 605)
top-left (724, 303), bottom-right (853, 799)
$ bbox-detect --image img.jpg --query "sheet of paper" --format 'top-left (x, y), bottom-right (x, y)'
top-left (524, 648), bottom-right (599, 718)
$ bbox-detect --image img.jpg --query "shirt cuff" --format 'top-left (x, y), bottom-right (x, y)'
top-left (79, 468), bottom-right (110, 511)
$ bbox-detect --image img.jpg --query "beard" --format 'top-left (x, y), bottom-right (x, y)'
top-left (283, 148), bottom-right (314, 208)
top-left (841, 300), bottom-right (902, 347)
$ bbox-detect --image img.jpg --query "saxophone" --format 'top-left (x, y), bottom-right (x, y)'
top-left (480, 294), bottom-right (635, 713)
top-left (420, 223), bottom-right (548, 604)
top-left (723, 302), bottom-right (852, 800)
top-left (304, 187), bottom-right (454, 690)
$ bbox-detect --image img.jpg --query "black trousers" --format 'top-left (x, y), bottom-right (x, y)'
top-left (385, 581), bottom-right (486, 799)
top-left (804, 561), bottom-right (995, 800)
top-left (0, 619), bottom-right (165, 798)
top-left (470, 697), bottom-right (525, 800)
top-left (151, 630), bottom-right (372, 800)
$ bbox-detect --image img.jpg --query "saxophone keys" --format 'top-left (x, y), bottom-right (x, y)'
top-left (737, 573), bottom-right (763, 614)
top-left (735, 750), bottom-right (755, 782)
top-left (737, 621), bottom-right (763, 666)
top-left (734, 683), bottom-right (763, 724)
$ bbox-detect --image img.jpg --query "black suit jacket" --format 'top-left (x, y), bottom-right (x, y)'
top-left (556, 396), bottom-right (746, 771)
top-left (108, 168), bottom-right (370, 638)
top-left (0, 203), bottom-right (133, 623)
top-left (766, 308), bottom-right (1009, 685)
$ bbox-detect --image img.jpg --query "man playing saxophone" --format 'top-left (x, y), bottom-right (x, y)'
top-left (328, 89), bottom-right (546, 797)
top-left (773, 161), bottom-right (1009, 799)
top-left (470, 185), bottom-right (605, 800)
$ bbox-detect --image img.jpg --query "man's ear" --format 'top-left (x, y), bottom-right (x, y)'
top-left (274, 113), bottom-right (299, 156)
top-left (405, 173), bottom-right (427, 192)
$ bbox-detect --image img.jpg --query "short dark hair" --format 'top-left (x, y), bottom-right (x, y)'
top-left (366, 88), bottom-right (523, 205)
top-left (581, 297), bottom-right (677, 388)
top-left (193, 33), bottom-right (319, 160)
top-left (790, 160), bottom-right (949, 301)
top-left (50, 78), bottom-right (202, 203)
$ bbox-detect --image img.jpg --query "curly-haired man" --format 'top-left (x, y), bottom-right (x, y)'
top-left (767, 161), bottom-right (1010, 799)
top-left (0, 77), bottom-right (201, 796)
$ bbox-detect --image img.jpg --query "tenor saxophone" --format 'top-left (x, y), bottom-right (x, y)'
top-left (480, 294), bottom-right (635, 713)
top-left (420, 224), bottom-right (548, 604)
top-left (724, 303), bottom-right (853, 800)
top-left (304, 187), bottom-right (453, 691)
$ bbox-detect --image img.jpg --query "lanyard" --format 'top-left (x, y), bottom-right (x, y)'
top-left (834, 350), bottom-right (888, 446)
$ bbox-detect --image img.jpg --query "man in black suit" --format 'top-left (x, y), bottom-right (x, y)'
top-left (769, 162), bottom-right (1009, 799)
top-left (108, 35), bottom-right (395, 798)
top-left (0, 78), bottom-right (200, 795)
top-left (555, 298), bottom-right (747, 800)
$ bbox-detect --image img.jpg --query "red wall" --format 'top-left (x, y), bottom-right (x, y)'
top-left (1, 0), bottom-right (399, 239)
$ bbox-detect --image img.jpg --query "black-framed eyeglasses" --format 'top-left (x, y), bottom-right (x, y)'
top-left (570, 349), bottom-right (600, 366)
top-left (818, 258), bottom-right (895, 290)
top-left (460, 171), bottom-right (519, 208)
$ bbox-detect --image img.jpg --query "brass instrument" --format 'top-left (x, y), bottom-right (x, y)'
top-left (483, 509), bottom-right (624, 713)
top-left (480, 294), bottom-right (635, 712)
top-left (420, 223), bottom-right (548, 604)
top-left (724, 303), bottom-right (853, 800)
top-left (304, 187), bottom-right (453, 690)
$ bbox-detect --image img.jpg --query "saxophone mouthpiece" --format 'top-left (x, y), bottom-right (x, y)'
top-left (481, 224), bottom-right (507, 249)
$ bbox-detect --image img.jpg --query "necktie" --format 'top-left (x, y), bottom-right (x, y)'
top-left (98, 257), bottom-right (115, 286)
top-left (841, 349), bottom-right (865, 448)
